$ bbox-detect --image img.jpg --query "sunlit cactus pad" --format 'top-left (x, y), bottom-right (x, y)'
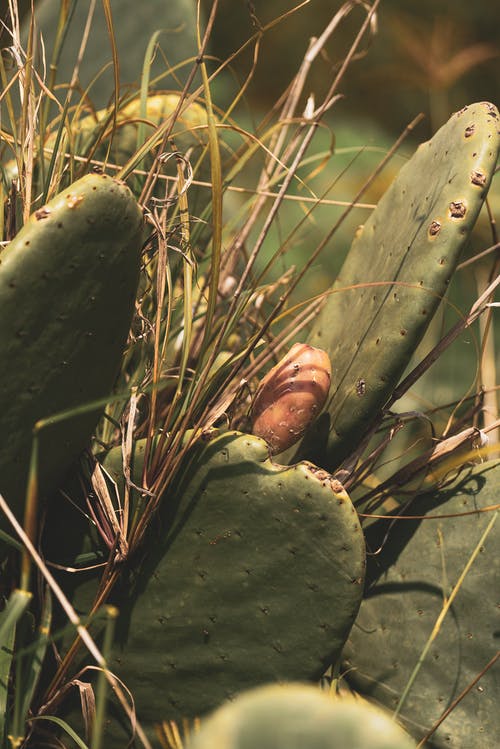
top-left (56, 93), bottom-right (209, 167)
top-left (301, 102), bottom-right (500, 469)
top-left (0, 173), bottom-right (144, 527)
top-left (343, 459), bottom-right (500, 747)
top-left (95, 431), bottom-right (365, 731)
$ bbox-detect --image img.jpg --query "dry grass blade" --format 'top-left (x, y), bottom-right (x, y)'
top-left (89, 461), bottom-right (128, 561)
top-left (40, 0), bottom-right (98, 202)
top-left (355, 426), bottom-right (490, 512)
top-left (416, 650), bottom-right (500, 747)
top-left (196, 0), bottom-right (223, 358)
top-left (389, 272), bottom-right (500, 408)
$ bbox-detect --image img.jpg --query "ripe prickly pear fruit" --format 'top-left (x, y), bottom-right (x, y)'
top-left (251, 343), bottom-right (331, 454)
top-left (186, 683), bottom-right (417, 749)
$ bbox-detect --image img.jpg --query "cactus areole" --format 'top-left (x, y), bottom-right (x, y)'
top-left (0, 173), bottom-right (144, 528)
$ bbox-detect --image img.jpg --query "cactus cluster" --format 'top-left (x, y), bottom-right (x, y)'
top-left (0, 42), bottom-right (498, 748)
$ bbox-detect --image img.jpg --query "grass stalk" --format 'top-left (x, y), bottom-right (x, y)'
top-left (91, 606), bottom-right (118, 749)
top-left (0, 493), bottom-right (152, 749)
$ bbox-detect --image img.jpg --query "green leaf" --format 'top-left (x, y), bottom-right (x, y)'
top-left (18, 586), bottom-right (52, 727)
top-left (30, 715), bottom-right (90, 749)
top-left (0, 590), bottom-right (32, 746)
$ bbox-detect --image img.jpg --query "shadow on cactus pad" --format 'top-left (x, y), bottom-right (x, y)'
top-left (343, 459), bottom-right (500, 747)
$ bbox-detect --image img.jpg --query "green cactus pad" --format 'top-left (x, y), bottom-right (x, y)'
top-left (300, 102), bottom-right (500, 469)
top-left (61, 431), bottom-right (365, 737)
top-left (343, 459), bottom-right (500, 747)
top-left (0, 173), bottom-right (144, 527)
top-left (3, 94), bottom-right (209, 193)
top-left (186, 683), bottom-right (416, 749)
top-left (57, 94), bottom-right (209, 169)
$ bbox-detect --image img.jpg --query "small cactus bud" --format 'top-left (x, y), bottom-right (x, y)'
top-left (251, 343), bottom-right (331, 454)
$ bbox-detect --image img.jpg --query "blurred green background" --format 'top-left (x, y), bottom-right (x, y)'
top-left (2, 0), bottom-right (498, 135)
top-left (211, 0), bottom-right (499, 137)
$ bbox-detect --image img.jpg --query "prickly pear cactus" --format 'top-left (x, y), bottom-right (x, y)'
top-left (3, 94), bottom-right (209, 192)
top-left (343, 459), bottom-right (500, 747)
top-left (298, 102), bottom-right (500, 470)
top-left (186, 683), bottom-right (417, 749)
top-left (57, 94), bottom-right (209, 169)
top-left (0, 173), bottom-right (144, 529)
top-left (57, 431), bottom-right (365, 740)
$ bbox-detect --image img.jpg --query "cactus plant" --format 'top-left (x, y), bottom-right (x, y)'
top-left (1, 2), bottom-right (498, 747)
top-left (39, 103), bottom-right (499, 746)
top-left (343, 459), bottom-right (500, 747)
top-left (51, 430), bottom-right (365, 740)
top-left (53, 93), bottom-right (209, 171)
top-left (0, 172), bottom-right (144, 531)
top-left (295, 102), bottom-right (500, 470)
top-left (2, 93), bottom-right (209, 195)
top-left (186, 682), bottom-right (417, 749)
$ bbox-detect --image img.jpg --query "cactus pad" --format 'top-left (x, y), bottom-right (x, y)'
top-left (301, 102), bottom-right (500, 469)
top-left (0, 173), bottom-right (144, 526)
top-left (344, 459), bottom-right (500, 747)
top-left (63, 431), bottom-right (365, 736)
top-left (67, 93), bottom-right (209, 167)
top-left (186, 683), bottom-right (417, 749)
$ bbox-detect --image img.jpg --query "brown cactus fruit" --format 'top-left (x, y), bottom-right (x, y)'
top-left (251, 343), bottom-right (332, 455)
